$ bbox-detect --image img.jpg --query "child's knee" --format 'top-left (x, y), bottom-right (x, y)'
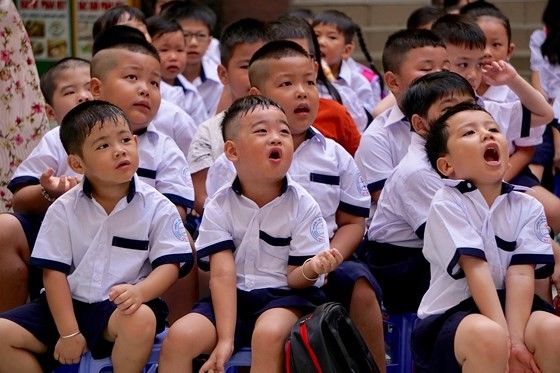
top-left (351, 278), bottom-right (380, 307)
top-left (117, 305), bottom-right (157, 340)
top-left (252, 321), bottom-right (291, 348)
top-left (457, 316), bottom-right (508, 359)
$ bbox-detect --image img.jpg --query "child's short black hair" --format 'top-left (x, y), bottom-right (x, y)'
top-left (382, 28), bottom-right (445, 74)
top-left (431, 13), bottom-right (486, 51)
top-left (92, 25), bottom-right (160, 60)
top-left (406, 5), bottom-right (445, 30)
top-left (312, 10), bottom-right (355, 44)
top-left (159, 1), bottom-right (216, 33)
top-left (221, 95), bottom-right (285, 141)
top-left (460, 0), bottom-right (512, 44)
top-left (248, 40), bottom-right (312, 89)
top-left (402, 70), bottom-right (475, 121)
top-left (92, 5), bottom-right (147, 40)
top-left (60, 100), bottom-right (130, 156)
top-left (40, 57), bottom-right (90, 106)
top-left (147, 15), bottom-right (184, 41)
top-left (219, 18), bottom-right (271, 67)
top-left (425, 101), bottom-right (489, 177)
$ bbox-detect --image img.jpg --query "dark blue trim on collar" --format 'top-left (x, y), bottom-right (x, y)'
top-left (200, 65), bottom-right (207, 83)
top-left (500, 182), bottom-right (515, 194)
top-left (306, 128), bottom-right (316, 140)
top-left (133, 127), bottom-right (148, 136)
top-left (174, 77), bottom-right (188, 93)
top-left (231, 176), bottom-right (288, 196)
top-left (455, 180), bottom-right (477, 193)
top-left (83, 177), bottom-right (136, 202)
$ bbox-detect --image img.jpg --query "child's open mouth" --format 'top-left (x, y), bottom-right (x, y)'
top-left (269, 148), bottom-right (282, 160)
top-left (294, 103), bottom-right (309, 114)
top-left (483, 144), bottom-right (500, 164)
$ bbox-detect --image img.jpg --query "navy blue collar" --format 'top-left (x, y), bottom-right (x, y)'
top-left (455, 180), bottom-right (515, 195)
top-left (231, 176), bottom-right (288, 196)
top-left (83, 176), bottom-right (136, 203)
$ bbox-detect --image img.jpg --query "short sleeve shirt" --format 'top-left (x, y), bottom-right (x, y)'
top-left (191, 58), bottom-right (223, 117)
top-left (152, 98), bottom-right (198, 160)
top-left (29, 175), bottom-right (193, 303)
top-left (196, 175), bottom-right (330, 291)
top-left (160, 77), bottom-right (209, 126)
top-left (187, 112), bottom-right (225, 174)
top-left (418, 180), bottom-right (554, 318)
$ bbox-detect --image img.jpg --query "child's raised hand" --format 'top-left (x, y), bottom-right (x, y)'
top-left (40, 168), bottom-right (80, 198)
top-left (307, 248), bottom-right (344, 275)
top-left (482, 60), bottom-right (517, 87)
top-left (109, 284), bottom-right (144, 315)
top-left (54, 332), bottom-right (87, 365)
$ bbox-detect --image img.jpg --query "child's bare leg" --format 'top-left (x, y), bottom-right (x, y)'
top-left (349, 278), bottom-right (386, 373)
top-left (0, 215), bottom-right (30, 312)
top-left (161, 268), bottom-right (199, 324)
top-left (105, 305), bottom-right (157, 373)
top-left (159, 313), bottom-right (217, 373)
top-left (454, 314), bottom-right (508, 372)
top-left (525, 311), bottom-right (560, 372)
top-left (0, 319), bottom-right (46, 373)
top-left (251, 307), bottom-right (301, 373)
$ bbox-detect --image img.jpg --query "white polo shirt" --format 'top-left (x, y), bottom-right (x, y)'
top-left (29, 175), bottom-right (193, 303)
top-left (354, 104), bottom-right (412, 195)
top-left (187, 111), bottom-right (225, 174)
top-left (153, 98), bottom-right (198, 160)
top-left (418, 179), bottom-right (554, 318)
top-left (368, 133), bottom-right (442, 247)
top-left (190, 58), bottom-right (223, 117)
top-left (160, 75), bottom-right (209, 126)
top-left (206, 128), bottom-right (370, 238)
top-left (335, 58), bottom-right (375, 113)
top-left (197, 175), bottom-right (329, 291)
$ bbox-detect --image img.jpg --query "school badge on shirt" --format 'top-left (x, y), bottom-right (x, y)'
top-left (172, 217), bottom-right (189, 241)
top-left (355, 170), bottom-right (369, 197)
top-left (535, 215), bottom-right (551, 244)
top-left (310, 217), bottom-right (326, 243)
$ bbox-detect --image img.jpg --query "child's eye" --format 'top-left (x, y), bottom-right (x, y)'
top-left (151, 81), bottom-right (160, 88)
top-left (159, 48), bottom-right (169, 53)
top-left (281, 128), bottom-right (291, 135)
top-left (63, 90), bottom-right (75, 96)
top-left (307, 80), bottom-right (316, 86)
top-left (457, 63), bottom-right (468, 69)
top-left (125, 74), bottom-right (137, 80)
top-left (96, 143), bottom-right (108, 150)
top-left (122, 137), bottom-right (132, 143)
top-left (279, 81), bottom-right (292, 87)
top-left (489, 127), bottom-right (500, 133)
top-left (254, 128), bottom-right (267, 134)
top-left (462, 130), bottom-right (475, 137)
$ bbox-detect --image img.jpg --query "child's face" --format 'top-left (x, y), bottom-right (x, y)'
top-left (314, 23), bottom-right (352, 69)
top-left (91, 50), bottom-right (161, 132)
top-left (390, 46), bottom-right (449, 101)
top-left (255, 56), bottom-right (319, 137)
top-left (48, 66), bottom-right (93, 124)
top-left (445, 44), bottom-right (484, 90)
top-left (178, 19), bottom-right (211, 67)
top-left (220, 42), bottom-right (265, 101)
top-left (477, 16), bottom-right (514, 65)
top-left (226, 106), bottom-right (294, 183)
top-left (438, 109), bottom-right (509, 184)
top-left (152, 30), bottom-right (187, 85)
top-left (69, 118), bottom-right (139, 187)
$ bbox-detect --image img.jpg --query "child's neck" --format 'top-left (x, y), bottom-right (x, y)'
top-left (473, 180), bottom-right (502, 207)
top-left (476, 82), bottom-right (490, 97)
top-left (183, 63), bottom-right (202, 82)
top-left (239, 178), bottom-right (284, 208)
top-left (163, 76), bottom-right (175, 86)
top-left (91, 182), bottom-right (131, 215)
top-left (329, 60), bottom-right (343, 79)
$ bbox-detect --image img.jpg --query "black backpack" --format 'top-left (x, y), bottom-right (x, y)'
top-left (285, 302), bottom-right (380, 373)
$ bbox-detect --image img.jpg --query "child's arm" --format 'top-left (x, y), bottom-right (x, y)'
top-left (483, 60), bottom-right (554, 127)
top-left (331, 210), bottom-right (366, 260)
top-left (502, 146), bottom-right (535, 182)
top-left (200, 249), bottom-right (237, 372)
top-left (505, 264), bottom-right (540, 372)
top-left (109, 263), bottom-right (179, 315)
top-left (43, 269), bottom-right (88, 365)
top-left (191, 169), bottom-right (209, 215)
top-left (287, 248), bottom-right (343, 289)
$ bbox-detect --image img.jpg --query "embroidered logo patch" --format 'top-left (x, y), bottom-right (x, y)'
top-left (310, 217), bottom-right (326, 243)
top-left (535, 215), bottom-right (550, 244)
top-left (172, 218), bottom-right (189, 241)
top-left (182, 166), bottom-right (193, 187)
top-left (356, 170), bottom-right (369, 197)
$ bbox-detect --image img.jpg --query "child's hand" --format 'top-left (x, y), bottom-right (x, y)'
top-left (482, 60), bottom-right (517, 87)
top-left (109, 284), bottom-right (144, 315)
top-left (199, 340), bottom-right (234, 373)
top-left (40, 168), bottom-right (80, 198)
top-left (54, 332), bottom-right (87, 365)
top-left (508, 339), bottom-right (541, 373)
top-left (308, 248), bottom-right (344, 276)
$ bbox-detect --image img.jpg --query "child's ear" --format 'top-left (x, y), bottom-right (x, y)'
top-left (248, 86), bottom-right (261, 96)
top-left (436, 156), bottom-right (454, 177)
top-left (223, 140), bottom-right (239, 163)
top-left (217, 64), bottom-right (229, 86)
top-left (89, 77), bottom-right (103, 99)
top-left (45, 103), bottom-right (56, 121)
top-left (341, 42), bottom-right (354, 59)
top-left (506, 42), bottom-right (516, 62)
top-left (67, 154), bottom-right (86, 175)
top-left (411, 114), bottom-right (430, 137)
top-left (384, 71), bottom-right (399, 94)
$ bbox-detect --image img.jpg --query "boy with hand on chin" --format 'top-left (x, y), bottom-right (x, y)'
top-left (412, 102), bottom-right (560, 373)
top-left (0, 101), bottom-right (193, 372)
top-left (160, 95), bottom-right (343, 373)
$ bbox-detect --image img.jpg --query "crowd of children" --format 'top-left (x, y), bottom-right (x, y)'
top-left (1, 0), bottom-right (560, 372)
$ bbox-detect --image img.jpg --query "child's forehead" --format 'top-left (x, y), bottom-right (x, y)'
top-left (239, 105), bottom-right (287, 123)
top-left (230, 41), bottom-right (264, 60)
top-left (268, 55), bottom-right (314, 72)
top-left (446, 43), bottom-right (484, 57)
top-left (177, 19), bottom-right (209, 31)
top-left (314, 22), bottom-right (341, 33)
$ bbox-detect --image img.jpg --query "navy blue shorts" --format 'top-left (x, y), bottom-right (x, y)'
top-left (411, 290), bottom-right (553, 373)
top-left (191, 287), bottom-right (326, 350)
top-left (322, 256), bottom-right (382, 310)
top-left (510, 166), bottom-right (541, 188)
top-left (361, 240), bottom-right (429, 313)
top-left (0, 293), bottom-right (168, 371)
top-left (532, 123), bottom-right (554, 167)
top-left (10, 212), bottom-right (45, 299)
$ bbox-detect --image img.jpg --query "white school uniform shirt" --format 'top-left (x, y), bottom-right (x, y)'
top-left (160, 76), bottom-right (209, 125)
top-left (206, 128), bottom-right (370, 238)
top-left (153, 98), bottom-right (198, 159)
top-left (335, 58), bottom-right (375, 113)
top-left (347, 57), bottom-right (383, 109)
top-left (530, 29), bottom-right (546, 74)
top-left (29, 175), bottom-right (193, 303)
top-left (8, 125), bottom-right (194, 210)
top-left (187, 111), bottom-right (225, 174)
top-left (368, 133), bottom-right (443, 247)
top-left (354, 104), bottom-right (412, 196)
top-left (190, 58), bottom-right (223, 117)
top-left (417, 179), bottom-right (554, 318)
top-left (196, 175), bottom-right (329, 291)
